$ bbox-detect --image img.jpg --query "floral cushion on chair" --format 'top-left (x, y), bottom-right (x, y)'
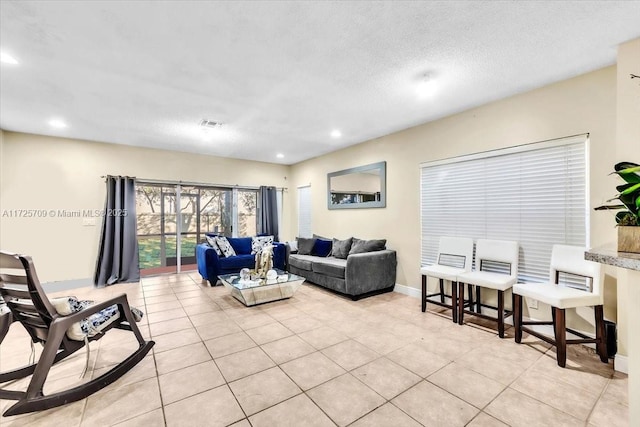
top-left (50, 296), bottom-right (144, 341)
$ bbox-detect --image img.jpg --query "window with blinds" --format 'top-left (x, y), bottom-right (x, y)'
top-left (298, 185), bottom-right (312, 238)
top-left (420, 134), bottom-right (588, 288)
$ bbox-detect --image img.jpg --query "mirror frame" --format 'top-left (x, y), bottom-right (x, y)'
top-left (327, 161), bottom-right (386, 210)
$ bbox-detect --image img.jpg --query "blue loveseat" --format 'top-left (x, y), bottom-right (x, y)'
top-left (196, 235), bottom-right (287, 286)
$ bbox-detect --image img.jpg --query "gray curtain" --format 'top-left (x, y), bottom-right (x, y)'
top-left (94, 176), bottom-right (139, 287)
top-left (258, 186), bottom-right (279, 241)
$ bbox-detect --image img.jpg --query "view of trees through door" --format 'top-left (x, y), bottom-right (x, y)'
top-left (136, 184), bottom-right (258, 275)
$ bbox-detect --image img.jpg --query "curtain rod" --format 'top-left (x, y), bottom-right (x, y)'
top-left (100, 176), bottom-right (287, 192)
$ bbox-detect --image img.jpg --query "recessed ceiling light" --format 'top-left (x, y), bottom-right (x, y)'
top-left (48, 119), bottom-right (68, 128)
top-left (417, 74), bottom-right (437, 97)
top-left (0, 51), bottom-right (19, 65)
top-left (330, 129), bottom-right (342, 138)
top-left (276, 153), bottom-right (284, 159)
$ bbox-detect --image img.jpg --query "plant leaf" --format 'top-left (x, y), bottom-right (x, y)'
top-left (612, 164), bottom-right (640, 184)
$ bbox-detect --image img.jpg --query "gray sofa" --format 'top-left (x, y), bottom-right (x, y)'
top-left (288, 249), bottom-right (397, 300)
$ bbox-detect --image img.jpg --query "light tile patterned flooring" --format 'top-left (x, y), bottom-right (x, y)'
top-left (0, 272), bottom-right (629, 426)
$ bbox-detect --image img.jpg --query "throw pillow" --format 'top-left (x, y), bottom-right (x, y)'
top-left (312, 238), bottom-right (333, 257)
top-left (349, 238), bottom-right (387, 255)
top-left (297, 237), bottom-right (317, 255)
top-left (331, 237), bottom-right (353, 259)
top-left (205, 235), bottom-right (223, 256)
top-left (215, 236), bottom-right (237, 258)
top-left (252, 235), bottom-right (274, 254)
top-left (50, 296), bottom-right (94, 315)
top-left (288, 240), bottom-right (299, 253)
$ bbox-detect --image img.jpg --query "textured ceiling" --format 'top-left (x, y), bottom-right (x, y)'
top-left (1, 1), bottom-right (639, 165)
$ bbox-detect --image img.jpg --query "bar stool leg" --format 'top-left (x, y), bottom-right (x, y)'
top-left (421, 275), bottom-right (427, 313)
top-left (595, 305), bottom-right (608, 363)
top-left (476, 287), bottom-right (482, 313)
top-left (497, 290), bottom-right (505, 338)
top-left (439, 279), bottom-right (445, 303)
top-left (467, 284), bottom-right (474, 312)
top-left (450, 281), bottom-right (457, 323)
top-left (457, 282), bottom-right (464, 325)
top-left (553, 307), bottom-right (567, 367)
top-left (514, 294), bottom-right (522, 343)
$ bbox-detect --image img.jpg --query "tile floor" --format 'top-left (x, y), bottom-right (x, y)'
top-left (0, 272), bottom-right (629, 426)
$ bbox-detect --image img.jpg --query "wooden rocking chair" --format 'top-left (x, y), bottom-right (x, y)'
top-left (0, 251), bottom-right (154, 416)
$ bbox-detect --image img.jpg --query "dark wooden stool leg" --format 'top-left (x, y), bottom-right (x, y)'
top-left (476, 287), bottom-right (482, 313)
top-left (457, 281), bottom-right (463, 325)
top-left (553, 307), bottom-right (567, 367)
top-left (497, 290), bottom-right (505, 338)
top-left (421, 275), bottom-right (427, 313)
top-left (514, 294), bottom-right (522, 343)
top-left (450, 281), bottom-right (457, 323)
top-left (439, 279), bottom-right (445, 303)
top-left (468, 284), bottom-right (474, 312)
top-left (595, 305), bottom-right (608, 363)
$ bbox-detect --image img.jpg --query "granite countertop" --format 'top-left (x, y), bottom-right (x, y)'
top-left (585, 247), bottom-right (640, 271)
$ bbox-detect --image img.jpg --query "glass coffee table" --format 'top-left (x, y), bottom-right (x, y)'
top-left (218, 269), bottom-right (305, 306)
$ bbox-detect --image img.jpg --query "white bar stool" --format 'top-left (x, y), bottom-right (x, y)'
top-left (513, 245), bottom-right (607, 367)
top-left (421, 237), bottom-right (474, 323)
top-left (456, 239), bottom-right (519, 337)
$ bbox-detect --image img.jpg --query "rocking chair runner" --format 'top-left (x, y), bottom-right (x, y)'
top-left (0, 251), bottom-right (154, 417)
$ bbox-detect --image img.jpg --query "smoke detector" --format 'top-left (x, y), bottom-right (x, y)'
top-left (199, 119), bottom-right (223, 129)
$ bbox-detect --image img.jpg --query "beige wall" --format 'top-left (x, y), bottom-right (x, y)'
top-left (615, 38), bottom-right (640, 361)
top-left (0, 132), bottom-right (290, 283)
top-left (289, 65), bottom-right (618, 332)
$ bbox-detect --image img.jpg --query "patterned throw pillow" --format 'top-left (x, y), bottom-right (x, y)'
top-left (251, 236), bottom-right (274, 254)
top-left (206, 235), bottom-right (223, 256)
top-left (215, 236), bottom-right (237, 258)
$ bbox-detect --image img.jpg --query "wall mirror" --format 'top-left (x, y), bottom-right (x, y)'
top-left (327, 161), bottom-right (386, 209)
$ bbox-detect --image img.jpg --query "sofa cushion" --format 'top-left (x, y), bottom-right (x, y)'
top-left (288, 254), bottom-right (316, 271)
top-left (312, 257), bottom-right (347, 279)
top-left (219, 254), bottom-right (255, 270)
top-left (251, 235), bottom-right (274, 254)
top-left (205, 235), bottom-right (223, 256)
top-left (331, 237), bottom-right (353, 259)
top-left (312, 239), bottom-right (332, 257)
top-left (297, 237), bottom-right (316, 255)
top-left (227, 237), bottom-right (252, 255)
top-left (215, 236), bottom-right (237, 257)
top-left (349, 238), bottom-right (387, 255)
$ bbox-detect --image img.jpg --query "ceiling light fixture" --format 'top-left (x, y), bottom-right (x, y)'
top-left (0, 51), bottom-right (19, 65)
top-left (48, 119), bottom-right (68, 128)
top-left (417, 73), bottom-right (437, 97)
top-left (330, 129), bottom-right (342, 138)
top-left (276, 153), bottom-right (284, 159)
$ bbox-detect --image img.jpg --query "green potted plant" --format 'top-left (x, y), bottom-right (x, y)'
top-left (595, 161), bottom-right (640, 253)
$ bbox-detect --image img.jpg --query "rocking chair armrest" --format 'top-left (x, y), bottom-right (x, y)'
top-left (49, 294), bottom-right (131, 328)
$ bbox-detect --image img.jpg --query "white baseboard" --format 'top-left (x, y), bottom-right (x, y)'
top-left (614, 354), bottom-right (629, 374)
top-left (41, 278), bottom-right (93, 293)
top-left (394, 283), bottom-right (421, 298)
top-left (392, 284), bottom-right (626, 373)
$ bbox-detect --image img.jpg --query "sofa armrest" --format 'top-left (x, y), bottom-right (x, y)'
top-left (345, 250), bottom-right (397, 296)
top-left (273, 242), bottom-right (286, 270)
top-left (196, 243), bottom-right (221, 283)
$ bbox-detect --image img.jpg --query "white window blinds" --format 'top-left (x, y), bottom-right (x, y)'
top-left (420, 135), bottom-right (587, 285)
top-left (298, 185), bottom-right (312, 238)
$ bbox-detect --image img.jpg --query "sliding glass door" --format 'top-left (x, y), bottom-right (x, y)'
top-left (136, 183), bottom-right (259, 276)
